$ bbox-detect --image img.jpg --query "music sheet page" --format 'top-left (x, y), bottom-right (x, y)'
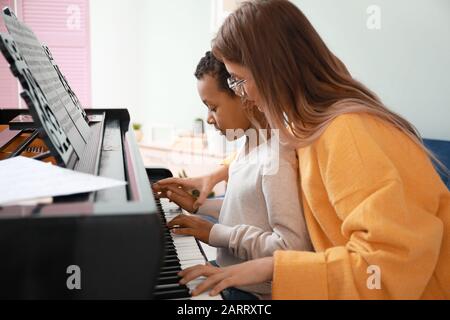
top-left (0, 157), bottom-right (126, 205)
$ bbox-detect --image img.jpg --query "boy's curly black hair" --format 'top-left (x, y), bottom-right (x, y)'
top-left (194, 51), bottom-right (234, 96)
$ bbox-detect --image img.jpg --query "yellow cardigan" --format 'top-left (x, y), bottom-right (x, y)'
top-left (273, 113), bottom-right (450, 299)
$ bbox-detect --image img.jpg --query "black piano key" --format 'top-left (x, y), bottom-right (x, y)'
top-left (164, 259), bottom-right (180, 267)
top-left (165, 254), bottom-right (179, 260)
top-left (153, 287), bottom-right (191, 300)
top-left (155, 282), bottom-right (185, 291)
top-left (161, 265), bottom-right (182, 272)
top-left (158, 275), bottom-right (182, 285)
top-left (153, 196), bottom-right (209, 300)
top-left (154, 283), bottom-right (188, 292)
top-left (158, 270), bottom-right (181, 277)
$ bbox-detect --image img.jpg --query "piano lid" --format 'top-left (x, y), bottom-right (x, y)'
top-left (0, 7), bottom-right (90, 168)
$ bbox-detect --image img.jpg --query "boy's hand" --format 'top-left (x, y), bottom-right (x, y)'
top-left (153, 184), bottom-right (197, 213)
top-left (167, 214), bottom-right (214, 244)
top-left (153, 174), bottom-right (219, 211)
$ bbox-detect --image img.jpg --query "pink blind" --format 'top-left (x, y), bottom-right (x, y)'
top-left (0, 0), bottom-right (19, 108)
top-left (20, 0), bottom-right (91, 107)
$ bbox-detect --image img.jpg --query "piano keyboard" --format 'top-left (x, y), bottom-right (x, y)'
top-left (153, 197), bottom-right (223, 300)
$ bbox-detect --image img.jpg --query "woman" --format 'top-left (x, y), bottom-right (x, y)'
top-left (176, 0), bottom-right (450, 299)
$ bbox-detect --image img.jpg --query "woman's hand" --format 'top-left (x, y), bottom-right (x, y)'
top-left (167, 214), bottom-right (214, 244)
top-left (178, 257), bottom-right (274, 297)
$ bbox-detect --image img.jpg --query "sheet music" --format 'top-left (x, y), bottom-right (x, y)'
top-left (3, 12), bottom-right (90, 156)
top-left (0, 157), bottom-right (127, 206)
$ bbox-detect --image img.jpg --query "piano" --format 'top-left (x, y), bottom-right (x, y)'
top-left (0, 8), bottom-right (222, 300)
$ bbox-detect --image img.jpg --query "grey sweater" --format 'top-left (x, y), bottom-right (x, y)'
top-left (205, 140), bottom-right (313, 297)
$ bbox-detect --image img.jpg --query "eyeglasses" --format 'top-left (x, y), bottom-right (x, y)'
top-left (227, 76), bottom-right (248, 99)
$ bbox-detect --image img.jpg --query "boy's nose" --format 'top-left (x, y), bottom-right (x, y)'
top-left (207, 114), bottom-right (215, 125)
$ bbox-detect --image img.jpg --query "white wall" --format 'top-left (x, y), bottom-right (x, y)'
top-left (90, 0), bottom-right (213, 141)
top-left (90, 0), bottom-right (450, 141)
top-left (292, 0), bottom-right (450, 140)
top-left (90, 0), bottom-right (141, 113)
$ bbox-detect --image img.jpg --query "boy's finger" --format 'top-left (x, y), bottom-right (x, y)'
top-left (167, 191), bottom-right (195, 212)
top-left (165, 185), bottom-right (192, 198)
top-left (167, 214), bottom-right (186, 227)
top-left (156, 177), bottom-right (182, 186)
top-left (157, 177), bottom-right (196, 190)
top-left (154, 190), bottom-right (168, 199)
top-left (171, 227), bottom-right (195, 237)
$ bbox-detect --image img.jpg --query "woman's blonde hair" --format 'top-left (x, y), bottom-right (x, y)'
top-left (212, 0), bottom-right (448, 174)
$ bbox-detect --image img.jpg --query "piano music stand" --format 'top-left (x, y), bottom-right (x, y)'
top-left (0, 7), bottom-right (90, 168)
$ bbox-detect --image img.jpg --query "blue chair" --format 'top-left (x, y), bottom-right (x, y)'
top-left (423, 139), bottom-right (450, 189)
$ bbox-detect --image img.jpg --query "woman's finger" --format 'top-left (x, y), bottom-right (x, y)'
top-left (194, 193), bottom-right (208, 209)
top-left (191, 272), bottom-right (227, 296)
top-left (210, 277), bottom-right (236, 296)
top-left (179, 264), bottom-right (220, 284)
top-left (178, 264), bottom-right (205, 277)
top-left (193, 181), bottom-right (216, 209)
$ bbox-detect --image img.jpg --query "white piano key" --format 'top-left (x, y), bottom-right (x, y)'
top-left (173, 242), bottom-right (200, 248)
top-left (173, 239), bottom-right (199, 246)
top-left (176, 250), bottom-right (203, 257)
top-left (157, 198), bottom-right (222, 300)
top-left (177, 255), bottom-right (204, 262)
top-left (190, 294), bottom-right (223, 300)
top-left (180, 260), bottom-right (206, 269)
top-left (178, 256), bottom-right (205, 262)
top-left (175, 247), bottom-right (202, 254)
top-left (176, 249), bottom-right (202, 256)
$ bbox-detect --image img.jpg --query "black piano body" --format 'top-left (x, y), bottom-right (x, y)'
top-left (0, 108), bottom-right (164, 299)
